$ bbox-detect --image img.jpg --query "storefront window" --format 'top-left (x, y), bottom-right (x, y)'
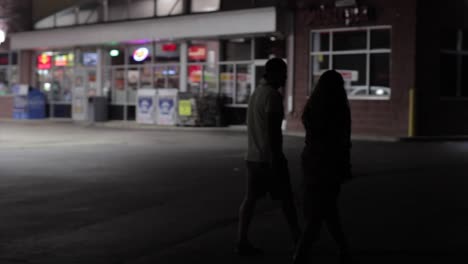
top-left (0, 52), bottom-right (17, 96)
top-left (440, 29), bottom-right (467, 98)
top-left (103, 68), bottom-right (112, 99)
top-left (107, 46), bottom-right (126, 65)
top-left (10, 67), bottom-right (18, 90)
top-left (191, 0), bottom-right (220, 13)
top-left (37, 69), bottom-right (53, 98)
top-left (310, 27), bottom-right (392, 98)
top-left (220, 64), bottom-right (234, 104)
top-left (112, 68), bottom-right (126, 104)
top-left (167, 65), bottom-right (180, 88)
top-left (127, 68), bottom-right (139, 104)
top-left (204, 65), bottom-right (217, 95)
top-left (333, 30), bottom-right (367, 51)
top-left (370, 54), bottom-right (390, 96)
top-left (140, 64), bottom-right (153, 88)
top-left (235, 64), bottom-right (252, 104)
top-left (310, 55), bottom-right (330, 91)
top-left (311, 32), bottom-right (330, 52)
top-left (155, 43), bottom-right (180, 62)
top-left (154, 65), bottom-right (166, 88)
top-left (0, 69), bottom-right (9, 95)
top-left (371, 30), bottom-right (391, 49)
top-left (157, 0), bottom-right (184, 16)
top-left (52, 68), bottom-right (74, 103)
top-left (188, 64), bottom-right (203, 95)
top-left (130, 0), bottom-right (155, 19)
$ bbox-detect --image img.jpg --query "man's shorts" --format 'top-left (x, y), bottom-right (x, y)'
top-left (245, 160), bottom-right (293, 201)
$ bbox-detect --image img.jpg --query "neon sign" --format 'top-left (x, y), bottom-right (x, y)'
top-left (37, 54), bottom-right (52, 69)
top-left (133, 47), bottom-right (149, 62)
top-left (188, 46), bottom-right (207, 61)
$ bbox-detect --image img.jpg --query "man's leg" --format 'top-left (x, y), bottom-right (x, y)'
top-left (278, 160), bottom-right (301, 244)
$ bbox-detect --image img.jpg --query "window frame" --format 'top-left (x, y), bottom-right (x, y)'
top-left (309, 25), bottom-right (392, 100)
top-left (440, 29), bottom-right (468, 100)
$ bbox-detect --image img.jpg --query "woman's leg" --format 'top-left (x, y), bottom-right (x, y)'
top-left (323, 187), bottom-right (352, 262)
top-left (292, 190), bottom-right (323, 263)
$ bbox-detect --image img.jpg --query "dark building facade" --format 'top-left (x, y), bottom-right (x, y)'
top-left (1, 0), bottom-right (468, 138)
top-left (287, 0), bottom-right (416, 137)
top-left (287, 0), bottom-right (468, 137)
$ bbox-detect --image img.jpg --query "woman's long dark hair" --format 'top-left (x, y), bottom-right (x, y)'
top-left (302, 70), bottom-right (350, 130)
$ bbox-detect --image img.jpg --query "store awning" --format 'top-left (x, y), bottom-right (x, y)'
top-left (10, 7), bottom-right (277, 50)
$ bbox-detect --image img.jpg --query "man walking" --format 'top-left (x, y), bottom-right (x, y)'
top-left (236, 58), bottom-right (301, 256)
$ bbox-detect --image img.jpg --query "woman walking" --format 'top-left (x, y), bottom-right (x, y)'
top-left (293, 70), bottom-right (353, 264)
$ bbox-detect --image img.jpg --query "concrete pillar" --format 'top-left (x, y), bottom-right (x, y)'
top-left (19, 50), bottom-right (33, 86)
top-left (179, 42), bottom-right (188, 92)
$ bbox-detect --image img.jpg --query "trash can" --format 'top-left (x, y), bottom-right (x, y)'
top-left (88, 96), bottom-right (108, 122)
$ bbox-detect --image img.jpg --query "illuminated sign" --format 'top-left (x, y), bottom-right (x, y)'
top-left (133, 47), bottom-right (149, 62)
top-left (162, 43), bottom-right (178, 52)
top-left (37, 54), bottom-right (52, 69)
top-left (188, 65), bottom-right (202, 83)
top-left (188, 46), bottom-right (207, 61)
top-left (110, 49), bottom-right (120, 57)
top-left (83, 52), bottom-right (98, 66)
top-left (54, 53), bottom-right (74, 67)
top-left (55, 55), bottom-right (67, 66)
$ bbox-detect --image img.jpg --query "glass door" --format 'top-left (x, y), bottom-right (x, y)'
top-left (51, 66), bottom-right (74, 118)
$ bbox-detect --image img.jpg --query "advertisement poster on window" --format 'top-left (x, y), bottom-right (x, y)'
top-left (156, 89), bottom-right (178, 125)
top-left (137, 89), bottom-right (157, 124)
top-left (72, 69), bottom-right (88, 121)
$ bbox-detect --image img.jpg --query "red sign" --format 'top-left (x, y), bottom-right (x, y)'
top-left (188, 65), bottom-right (202, 83)
top-left (37, 54), bottom-right (52, 69)
top-left (162, 43), bottom-right (178, 52)
top-left (188, 46), bottom-right (207, 61)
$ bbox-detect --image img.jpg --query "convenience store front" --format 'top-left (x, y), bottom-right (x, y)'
top-left (10, 6), bottom-right (285, 124)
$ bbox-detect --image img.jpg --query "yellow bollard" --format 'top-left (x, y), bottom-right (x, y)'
top-left (408, 88), bottom-right (415, 137)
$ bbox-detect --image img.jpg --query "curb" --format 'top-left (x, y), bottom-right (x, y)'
top-left (400, 136), bottom-right (468, 142)
top-left (3, 119), bottom-right (468, 142)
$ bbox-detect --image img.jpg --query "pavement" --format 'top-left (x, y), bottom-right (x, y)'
top-left (0, 120), bottom-right (467, 264)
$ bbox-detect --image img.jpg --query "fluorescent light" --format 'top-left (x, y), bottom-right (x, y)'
top-left (110, 49), bottom-right (119, 57)
top-left (44, 82), bottom-right (51, 92)
top-left (0, 30), bottom-right (5, 44)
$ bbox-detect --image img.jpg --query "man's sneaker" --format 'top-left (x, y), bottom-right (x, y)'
top-left (235, 242), bottom-right (264, 256)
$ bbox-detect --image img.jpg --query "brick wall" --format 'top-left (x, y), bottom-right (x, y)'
top-left (0, 97), bottom-right (13, 119)
top-left (288, 0), bottom-right (417, 137)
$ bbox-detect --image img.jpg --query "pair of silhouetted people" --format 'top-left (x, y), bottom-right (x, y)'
top-left (237, 58), bottom-right (353, 263)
